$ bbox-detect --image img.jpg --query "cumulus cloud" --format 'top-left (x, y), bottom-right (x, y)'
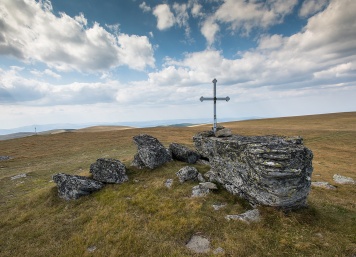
top-left (299, 0), bottom-right (330, 17)
top-left (0, 0), bottom-right (155, 72)
top-left (139, 2), bottom-right (151, 13)
top-left (153, 4), bottom-right (175, 30)
top-left (201, 0), bottom-right (298, 45)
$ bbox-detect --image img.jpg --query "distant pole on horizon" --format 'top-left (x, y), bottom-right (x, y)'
top-left (200, 78), bottom-right (230, 133)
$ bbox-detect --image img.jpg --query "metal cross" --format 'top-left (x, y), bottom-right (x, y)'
top-left (200, 78), bottom-right (230, 133)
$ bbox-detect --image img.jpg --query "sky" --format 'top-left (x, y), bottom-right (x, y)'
top-left (0, 0), bottom-right (356, 129)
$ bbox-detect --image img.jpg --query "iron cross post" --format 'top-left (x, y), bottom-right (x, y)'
top-left (200, 78), bottom-right (230, 133)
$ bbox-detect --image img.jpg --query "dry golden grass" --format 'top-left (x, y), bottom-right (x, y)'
top-left (0, 112), bottom-right (355, 256)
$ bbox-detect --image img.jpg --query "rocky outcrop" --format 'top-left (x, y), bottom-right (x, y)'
top-left (90, 158), bottom-right (128, 184)
top-left (53, 173), bottom-right (104, 200)
top-left (169, 143), bottom-right (200, 164)
top-left (193, 132), bottom-right (313, 210)
top-left (131, 134), bottom-right (172, 169)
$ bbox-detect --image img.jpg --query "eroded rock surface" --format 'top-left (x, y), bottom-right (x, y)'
top-left (53, 173), bottom-right (104, 200)
top-left (131, 134), bottom-right (172, 169)
top-left (90, 158), bottom-right (128, 184)
top-left (186, 235), bottom-right (210, 253)
top-left (176, 166), bottom-right (199, 183)
top-left (169, 143), bottom-right (200, 164)
top-left (193, 132), bottom-right (313, 210)
top-left (333, 174), bottom-right (355, 185)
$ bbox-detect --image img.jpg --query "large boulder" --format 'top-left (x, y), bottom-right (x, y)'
top-left (53, 173), bottom-right (104, 200)
top-left (90, 158), bottom-right (128, 184)
top-left (193, 132), bottom-right (313, 210)
top-left (131, 134), bottom-right (172, 169)
top-left (169, 143), bottom-right (200, 164)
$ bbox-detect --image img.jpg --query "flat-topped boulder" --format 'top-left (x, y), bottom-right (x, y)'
top-left (90, 158), bottom-right (128, 184)
top-left (131, 134), bottom-right (172, 169)
top-left (193, 131), bottom-right (313, 210)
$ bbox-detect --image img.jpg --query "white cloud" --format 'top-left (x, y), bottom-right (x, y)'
top-left (258, 34), bottom-right (284, 49)
top-left (173, 3), bottom-right (190, 37)
top-left (30, 69), bottom-right (61, 79)
top-left (299, 0), bottom-right (329, 17)
top-left (0, 0), bottom-right (155, 72)
top-left (153, 4), bottom-right (175, 30)
top-left (200, 0), bottom-right (298, 45)
top-left (191, 3), bottom-right (203, 18)
top-left (139, 2), bottom-right (151, 13)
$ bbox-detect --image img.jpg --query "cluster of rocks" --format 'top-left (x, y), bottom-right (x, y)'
top-left (311, 173), bottom-right (355, 190)
top-left (53, 158), bottom-right (128, 200)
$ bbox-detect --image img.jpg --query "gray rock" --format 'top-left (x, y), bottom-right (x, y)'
top-left (192, 184), bottom-right (210, 197)
top-left (225, 209), bottom-right (261, 224)
top-left (194, 132), bottom-right (313, 210)
top-left (169, 143), bottom-right (200, 164)
top-left (11, 173), bottom-right (27, 180)
top-left (212, 203), bottom-right (227, 211)
top-left (87, 246), bottom-right (97, 253)
top-left (90, 158), bottom-right (128, 184)
top-left (53, 173), bottom-right (104, 200)
top-left (197, 173), bottom-right (206, 182)
top-left (215, 128), bottom-right (232, 137)
top-left (176, 166), bottom-right (199, 183)
top-left (200, 182), bottom-right (218, 190)
top-left (186, 235), bottom-right (210, 253)
top-left (0, 156), bottom-right (12, 161)
top-left (165, 178), bottom-right (173, 188)
top-left (130, 153), bottom-right (146, 169)
top-left (213, 247), bottom-right (225, 255)
top-left (333, 174), bottom-right (355, 185)
top-left (312, 181), bottom-right (336, 190)
top-left (131, 134), bottom-right (172, 169)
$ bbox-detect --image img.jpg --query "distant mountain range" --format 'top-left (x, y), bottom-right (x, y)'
top-left (0, 117), bottom-right (261, 140)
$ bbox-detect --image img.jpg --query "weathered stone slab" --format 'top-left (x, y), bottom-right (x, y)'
top-left (53, 173), bottom-right (104, 200)
top-left (333, 174), bottom-right (355, 185)
top-left (193, 132), bottom-right (313, 210)
top-left (90, 158), bottom-right (128, 184)
top-left (131, 134), bottom-right (172, 169)
top-left (186, 235), bottom-right (210, 253)
top-left (225, 209), bottom-right (261, 224)
top-left (0, 156), bottom-right (12, 161)
top-left (311, 181), bottom-right (336, 190)
top-left (169, 143), bottom-right (200, 164)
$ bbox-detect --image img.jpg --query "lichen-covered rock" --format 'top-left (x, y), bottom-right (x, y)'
top-left (176, 166), bottom-right (199, 183)
top-left (169, 143), bottom-right (200, 164)
top-left (130, 153), bottom-right (146, 169)
top-left (193, 132), bottom-right (313, 210)
top-left (215, 128), bottom-right (232, 137)
top-left (311, 181), bottom-right (336, 189)
top-left (53, 173), bottom-right (104, 200)
top-left (131, 134), bottom-right (172, 169)
top-left (90, 158), bottom-right (128, 184)
top-left (333, 174), bottom-right (355, 184)
top-left (225, 209), bottom-right (261, 223)
top-left (192, 184), bottom-right (210, 197)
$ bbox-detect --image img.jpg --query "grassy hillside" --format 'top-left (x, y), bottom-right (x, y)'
top-left (0, 112), bottom-right (355, 256)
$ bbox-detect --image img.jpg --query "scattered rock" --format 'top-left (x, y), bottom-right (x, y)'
top-left (192, 184), bottom-right (210, 197)
top-left (131, 134), bottom-right (172, 169)
top-left (197, 173), bottom-right (206, 182)
top-left (176, 166), bottom-right (199, 183)
top-left (213, 247), bottom-right (225, 255)
top-left (11, 173), bottom-right (27, 180)
top-left (130, 153), bottom-right (146, 169)
top-left (169, 143), bottom-right (200, 164)
top-left (215, 128), bottom-right (232, 137)
top-left (199, 182), bottom-right (218, 190)
top-left (212, 203), bottom-right (227, 211)
top-left (165, 179), bottom-right (173, 188)
top-left (333, 174), bottom-right (355, 185)
top-left (312, 181), bottom-right (336, 190)
top-left (87, 245), bottom-right (97, 253)
top-left (90, 158), bottom-right (128, 184)
top-left (0, 156), bottom-right (12, 161)
top-left (204, 170), bottom-right (218, 182)
top-left (225, 209), bottom-right (261, 224)
top-left (194, 132), bottom-right (313, 210)
top-left (186, 235), bottom-right (210, 253)
top-left (53, 173), bottom-right (104, 200)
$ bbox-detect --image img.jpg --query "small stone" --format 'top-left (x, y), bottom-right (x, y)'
top-left (0, 156), bottom-right (12, 161)
top-left (215, 128), bottom-right (232, 137)
top-left (212, 203), bottom-right (227, 211)
top-left (333, 174), bottom-right (355, 185)
top-left (87, 245), bottom-right (97, 253)
top-left (225, 209), bottom-right (261, 224)
top-left (186, 235), bottom-right (210, 253)
top-left (199, 182), bottom-right (218, 190)
top-left (176, 166), bottom-right (199, 183)
top-left (213, 247), bottom-right (225, 255)
top-left (197, 173), bottom-right (206, 182)
top-left (192, 185), bottom-right (210, 197)
top-left (165, 179), bottom-right (173, 188)
top-left (11, 173), bottom-right (27, 180)
top-left (312, 181), bottom-right (336, 190)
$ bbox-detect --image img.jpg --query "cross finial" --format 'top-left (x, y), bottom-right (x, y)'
top-left (212, 78), bottom-right (217, 84)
